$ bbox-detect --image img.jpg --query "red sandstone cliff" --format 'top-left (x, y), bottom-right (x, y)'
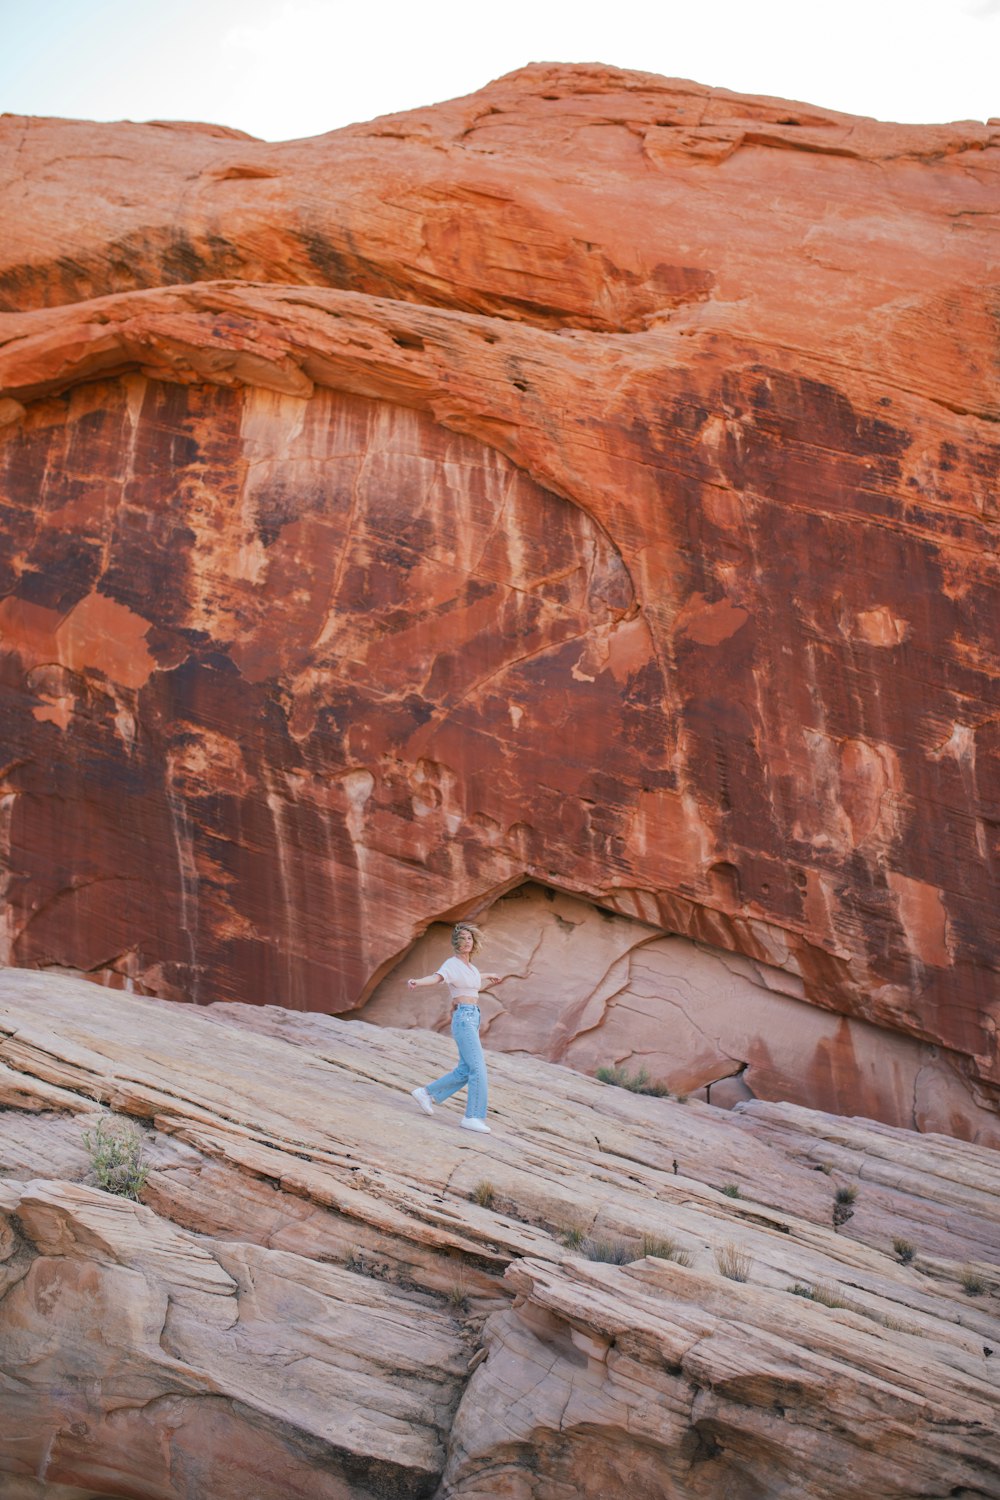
top-left (0, 66), bottom-right (998, 1141)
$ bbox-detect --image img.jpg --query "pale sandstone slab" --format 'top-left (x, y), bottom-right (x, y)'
top-left (1, 969), bottom-right (998, 1497)
top-left (441, 1255), bottom-right (1000, 1500)
top-left (1, 1176), bottom-right (467, 1499)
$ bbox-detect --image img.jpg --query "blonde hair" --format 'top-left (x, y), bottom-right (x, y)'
top-left (452, 922), bottom-right (483, 957)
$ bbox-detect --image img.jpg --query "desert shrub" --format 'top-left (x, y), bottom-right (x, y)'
top-left (594, 1065), bottom-right (670, 1098)
top-left (721, 1184), bottom-right (742, 1199)
top-left (82, 1115), bottom-right (149, 1200)
top-left (471, 1180), bottom-right (496, 1210)
top-left (640, 1234), bottom-right (693, 1268)
top-left (715, 1243), bottom-right (752, 1282)
top-left (961, 1265), bottom-right (987, 1297)
top-left (892, 1237), bottom-right (916, 1265)
top-left (562, 1226), bottom-right (586, 1250)
top-left (835, 1185), bottom-right (858, 1204)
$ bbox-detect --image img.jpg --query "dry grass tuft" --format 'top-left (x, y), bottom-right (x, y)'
top-left (640, 1233), bottom-right (693, 1268)
top-left (789, 1281), bottom-right (915, 1333)
top-left (471, 1179), bottom-right (496, 1210)
top-left (715, 1243), bottom-right (752, 1282)
top-left (961, 1265), bottom-right (988, 1297)
top-left (833, 1183), bottom-right (858, 1229)
top-left (584, 1236), bottom-right (635, 1265)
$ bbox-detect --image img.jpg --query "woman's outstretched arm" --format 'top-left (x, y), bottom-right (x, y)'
top-left (407, 973), bottom-right (444, 989)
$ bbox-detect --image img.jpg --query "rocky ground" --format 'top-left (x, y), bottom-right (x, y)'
top-left (1, 967), bottom-right (998, 1498)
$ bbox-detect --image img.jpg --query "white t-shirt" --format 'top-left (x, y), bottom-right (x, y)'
top-left (437, 956), bottom-right (481, 1000)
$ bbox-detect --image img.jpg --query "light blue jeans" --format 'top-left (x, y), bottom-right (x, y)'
top-left (425, 1004), bottom-right (488, 1120)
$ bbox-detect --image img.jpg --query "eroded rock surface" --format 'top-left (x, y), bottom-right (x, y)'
top-left (359, 883), bottom-right (1000, 1146)
top-left (1, 969), bottom-right (999, 1498)
top-left (1, 65), bottom-right (999, 1137)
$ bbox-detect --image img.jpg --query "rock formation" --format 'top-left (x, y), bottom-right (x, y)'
top-left (0, 66), bottom-right (999, 1140)
top-left (1, 968), bottom-right (999, 1498)
top-left (358, 883), bottom-right (1000, 1142)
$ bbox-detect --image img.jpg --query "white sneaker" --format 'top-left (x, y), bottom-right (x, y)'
top-left (460, 1117), bottom-right (491, 1133)
top-left (411, 1087), bottom-right (434, 1116)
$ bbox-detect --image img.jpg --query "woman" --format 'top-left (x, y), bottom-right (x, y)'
top-left (408, 923), bottom-right (502, 1133)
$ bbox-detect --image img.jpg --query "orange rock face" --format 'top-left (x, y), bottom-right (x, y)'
top-left (0, 66), bottom-right (998, 1139)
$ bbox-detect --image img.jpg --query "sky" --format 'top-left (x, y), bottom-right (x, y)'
top-left (1, 0), bottom-right (998, 142)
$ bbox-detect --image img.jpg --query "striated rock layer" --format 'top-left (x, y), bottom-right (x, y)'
top-left (1, 969), bottom-right (999, 1499)
top-left (358, 883), bottom-right (1000, 1145)
top-left (0, 66), bottom-right (999, 1138)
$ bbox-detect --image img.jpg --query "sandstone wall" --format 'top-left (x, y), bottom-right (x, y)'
top-left (1, 65), bottom-right (998, 1138)
top-left (360, 882), bottom-right (1000, 1147)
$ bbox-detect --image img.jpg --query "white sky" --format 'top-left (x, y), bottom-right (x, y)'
top-left (1, 0), bottom-right (998, 141)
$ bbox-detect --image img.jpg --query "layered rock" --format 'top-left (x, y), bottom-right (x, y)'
top-left (1, 66), bottom-right (999, 1136)
top-left (1, 969), bottom-right (999, 1498)
top-left (359, 883), bottom-right (1000, 1145)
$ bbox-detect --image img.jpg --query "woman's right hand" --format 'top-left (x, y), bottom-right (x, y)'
top-left (407, 978), bottom-right (417, 989)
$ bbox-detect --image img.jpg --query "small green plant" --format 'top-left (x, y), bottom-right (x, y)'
top-left (721, 1184), bottom-right (742, 1199)
top-left (82, 1115), bottom-right (149, 1200)
top-left (594, 1065), bottom-right (670, 1098)
top-left (471, 1179), bottom-right (496, 1210)
top-left (584, 1236), bottom-right (635, 1265)
top-left (833, 1184), bottom-right (857, 1229)
top-left (893, 1237), bottom-right (916, 1265)
top-left (562, 1226), bottom-right (586, 1250)
top-left (640, 1233), bottom-right (693, 1268)
top-left (961, 1265), bottom-right (987, 1297)
top-left (715, 1243), bottom-right (752, 1282)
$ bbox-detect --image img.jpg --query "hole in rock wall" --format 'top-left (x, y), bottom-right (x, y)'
top-left (357, 880), bottom-right (1000, 1145)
